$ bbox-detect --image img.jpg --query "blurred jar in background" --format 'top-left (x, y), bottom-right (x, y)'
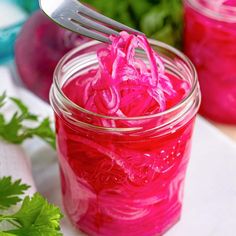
top-left (184, 0), bottom-right (236, 124)
top-left (15, 11), bottom-right (90, 102)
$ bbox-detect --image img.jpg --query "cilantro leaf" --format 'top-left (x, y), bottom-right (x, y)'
top-left (83, 0), bottom-right (136, 28)
top-left (0, 193), bottom-right (63, 236)
top-left (0, 92), bottom-right (7, 108)
top-left (10, 98), bottom-right (38, 121)
top-left (0, 93), bottom-right (55, 149)
top-left (0, 177), bottom-right (29, 210)
top-left (24, 118), bottom-right (56, 149)
top-left (140, 0), bottom-right (183, 48)
top-left (82, 0), bottom-right (183, 48)
top-left (0, 233), bottom-right (15, 236)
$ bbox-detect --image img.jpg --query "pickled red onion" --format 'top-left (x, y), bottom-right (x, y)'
top-left (77, 32), bottom-right (186, 117)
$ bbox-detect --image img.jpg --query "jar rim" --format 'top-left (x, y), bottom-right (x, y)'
top-left (185, 0), bottom-right (236, 22)
top-left (53, 39), bottom-right (199, 121)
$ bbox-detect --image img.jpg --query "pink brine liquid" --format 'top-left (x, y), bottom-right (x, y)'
top-left (184, 0), bottom-right (236, 124)
top-left (54, 33), bottom-right (198, 236)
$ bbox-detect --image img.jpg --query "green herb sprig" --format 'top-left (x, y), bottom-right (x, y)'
top-left (0, 93), bottom-right (55, 149)
top-left (0, 176), bottom-right (63, 236)
top-left (82, 0), bottom-right (183, 48)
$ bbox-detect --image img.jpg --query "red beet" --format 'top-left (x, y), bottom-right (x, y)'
top-left (15, 10), bottom-right (89, 102)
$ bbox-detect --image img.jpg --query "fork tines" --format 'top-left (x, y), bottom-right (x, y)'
top-left (69, 2), bottom-right (142, 43)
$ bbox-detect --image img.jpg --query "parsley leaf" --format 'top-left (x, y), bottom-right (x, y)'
top-left (0, 93), bottom-right (55, 149)
top-left (0, 233), bottom-right (15, 236)
top-left (0, 177), bottom-right (29, 210)
top-left (140, 0), bottom-right (183, 48)
top-left (3, 193), bottom-right (63, 236)
top-left (0, 92), bottom-right (7, 108)
top-left (0, 177), bottom-right (63, 236)
top-left (82, 0), bottom-right (183, 48)
top-left (23, 118), bottom-right (56, 149)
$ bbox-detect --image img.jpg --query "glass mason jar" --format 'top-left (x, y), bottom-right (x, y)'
top-left (50, 40), bottom-right (201, 236)
top-left (184, 0), bottom-right (236, 124)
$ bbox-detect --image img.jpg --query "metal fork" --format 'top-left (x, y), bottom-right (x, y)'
top-left (39, 0), bottom-right (142, 43)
